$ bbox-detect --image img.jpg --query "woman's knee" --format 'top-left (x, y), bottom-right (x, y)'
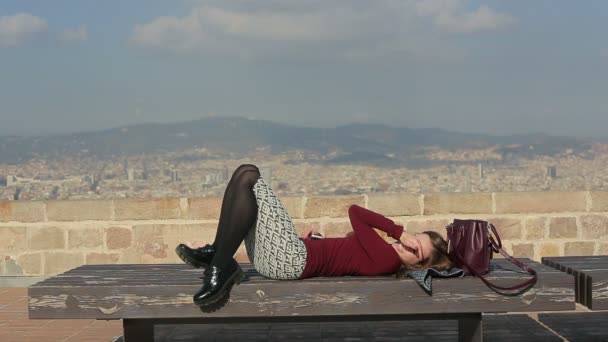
top-left (239, 164), bottom-right (259, 173)
top-left (235, 169), bottom-right (260, 188)
top-left (232, 164), bottom-right (260, 180)
top-left (229, 164), bottom-right (259, 183)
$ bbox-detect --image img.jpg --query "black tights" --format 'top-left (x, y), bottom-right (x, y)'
top-left (210, 164), bottom-right (260, 269)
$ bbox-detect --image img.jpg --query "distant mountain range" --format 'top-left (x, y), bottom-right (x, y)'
top-left (0, 116), bottom-right (595, 165)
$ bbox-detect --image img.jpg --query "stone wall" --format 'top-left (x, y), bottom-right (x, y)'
top-left (1, 191), bottom-right (608, 277)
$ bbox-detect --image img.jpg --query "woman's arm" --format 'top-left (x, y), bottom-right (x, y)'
top-left (348, 204), bottom-right (404, 243)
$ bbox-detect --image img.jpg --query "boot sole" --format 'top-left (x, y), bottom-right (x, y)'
top-left (175, 245), bottom-right (208, 269)
top-left (194, 266), bottom-right (244, 307)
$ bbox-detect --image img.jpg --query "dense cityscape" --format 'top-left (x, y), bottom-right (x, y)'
top-left (2, 143), bottom-right (608, 201)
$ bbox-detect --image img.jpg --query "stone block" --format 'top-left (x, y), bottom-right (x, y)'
top-left (130, 223), bottom-right (217, 262)
top-left (47, 200), bottom-right (112, 221)
top-left (539, 243), bottom-right (562, 258)
top-left (105, 227), bottom-right (133, 250)
top-left (131, 223), bottom-right (158, 241)
top-left (590, 191), bottom-right (608, 212)
top-left (134, 238), bottom-right (168, 260)
top-left (4, 257), bottom-right (23, 275)
top-left (524, 217), bottom-right (546, 240)
top-left (322, 221), bottom-right (354, 238)
top-left (114, 198), bottom-right (180, 220)
top-left (235, 245), bottom-right (250, 263)
top-left (68, 227), bottom-right (103, 249)
top-left (44, 252), bottom-right (85, 274)
top-left (511, 244), bottom-right (535, 259)
top-left (564, 242), bottom-right (595, 256)
top-left (0, 226), bottom-right (26, 251)
top-left (580, 214), bottom-right (608, 239)
top-left (294, 221), bottom-right (322, 238)
top-left (27, 227), bottom-right (65, 250)
top-left (598, 243), bottom-right (608, 255)
top-left (304, 195), bottom-right (364, 218)
top-left (423, 193), bottom-right (492, 215)
top-left (0, 200), bottom-right (45, 222)
top-left (495, 191), bottom-right (586, 214)
top-left (490, 217), bottom-right (523, 240)
top-left (86, 252), bottom-right (120, 264)
top-left (278, 196), bottom-right (305, 219)
top-left (368, 194), bottom-right (420, 216)
top-left (118, 249), bottom-right (143, 264)
top-left (548, 217), bottom-right (578, 238)
top-left (402, 219), bottom-right (450, 237)
top-left (17, 253), bottom-right (42, 275)
top-left (184, 197), bottom-right (222, 220)
top-left (157, 223), bottom-right (217, 240)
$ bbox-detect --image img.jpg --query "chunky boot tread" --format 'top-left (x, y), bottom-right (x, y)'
top-left (194, 266), bottom-right (244, 307)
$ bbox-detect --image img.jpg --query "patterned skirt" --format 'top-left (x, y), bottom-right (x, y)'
top-left (244, 177), bottom-right (307, 280)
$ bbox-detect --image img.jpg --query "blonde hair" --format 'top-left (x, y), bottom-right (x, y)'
top-left (396, 231), bottom-right (453, 277)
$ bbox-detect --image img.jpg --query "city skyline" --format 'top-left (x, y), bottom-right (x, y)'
top-left (1, 1), bottom-right (607, 138)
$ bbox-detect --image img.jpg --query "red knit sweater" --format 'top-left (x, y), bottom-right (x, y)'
top-left (299, 205), bottom-right (404, 279)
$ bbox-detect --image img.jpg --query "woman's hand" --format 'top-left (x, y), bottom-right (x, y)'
top-left (399, 232), bottom-right (424, 261)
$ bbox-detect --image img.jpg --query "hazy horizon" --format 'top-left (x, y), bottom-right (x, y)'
top-left (1, 1), bottom-right (607, 138)
top-left (1, 115), bottom-right (604, 141)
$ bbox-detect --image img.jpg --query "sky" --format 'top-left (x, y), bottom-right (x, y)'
top-left (0, 0), bottom-right (607, 138)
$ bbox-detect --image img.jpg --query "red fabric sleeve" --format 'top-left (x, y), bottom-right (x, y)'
top-left (348, 204), bottom-right (404, 245)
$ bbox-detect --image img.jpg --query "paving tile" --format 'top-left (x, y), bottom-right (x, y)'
top-left (0, 287), bottom-right (122, 342)
top-left (539, 312), bottom-right (608, 342)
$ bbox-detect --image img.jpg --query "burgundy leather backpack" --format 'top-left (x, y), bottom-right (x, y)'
top-left (446, 219), bottom-right (538, 294)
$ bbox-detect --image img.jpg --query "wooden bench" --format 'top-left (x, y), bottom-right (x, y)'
top-left (28, 259), bottom-right (574, 342)
top-left (542, 255), bottom-right (608, 310)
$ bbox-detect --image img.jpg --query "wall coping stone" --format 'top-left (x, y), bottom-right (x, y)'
top-left (0, 190), bottom-right (605, 222)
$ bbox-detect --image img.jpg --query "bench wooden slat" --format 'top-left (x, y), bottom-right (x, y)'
top-left (32, 261), bottom-right (568, 287)
top-left (28, 259), bottom-right (573, 320)
top-left (541, 256), bottom-right (608, 310)
top-left (585, 270), bottom-right (608, 310)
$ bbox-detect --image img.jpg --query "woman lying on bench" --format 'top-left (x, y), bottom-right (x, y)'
top-left (176, 164), bottom-right (452, 309)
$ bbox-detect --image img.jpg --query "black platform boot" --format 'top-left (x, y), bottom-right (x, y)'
top-left (175, 243), bottom-right (215, 268)
top-left (193, 259), bottom-right (243, 307)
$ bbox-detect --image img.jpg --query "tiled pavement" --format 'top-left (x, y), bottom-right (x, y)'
top-left (0, 288), bottom-right (122, 342)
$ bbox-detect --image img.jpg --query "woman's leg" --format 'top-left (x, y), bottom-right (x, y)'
top-left (175, 164), bottom-right (260, 268)
top-left (193, 166), bottom-right (261, 306)
top-left (211, 164), bottom-right (260, 250)
top-left (209, 167), bottom-right (260, 269)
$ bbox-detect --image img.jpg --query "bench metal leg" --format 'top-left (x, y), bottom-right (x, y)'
top-left (123, 319), bottom-right (154, 342)
top-left (458, 313), bottom-right (482, 342)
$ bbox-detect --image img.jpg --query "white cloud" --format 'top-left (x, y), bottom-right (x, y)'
top-left (413, 0), bottom-right (514, 33)
top-left (129, 1), bottom-right (513, 57)
top-left (0, 13), bottom-right (47, 47)
top-left (130, 13), bottom-right (206, 51)
top-left (61, 26), bottom-right (88, 44)
top-left (130, 5), bottom-right (364, 52)
top-left (435, 6), bottom-right (513, 33)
